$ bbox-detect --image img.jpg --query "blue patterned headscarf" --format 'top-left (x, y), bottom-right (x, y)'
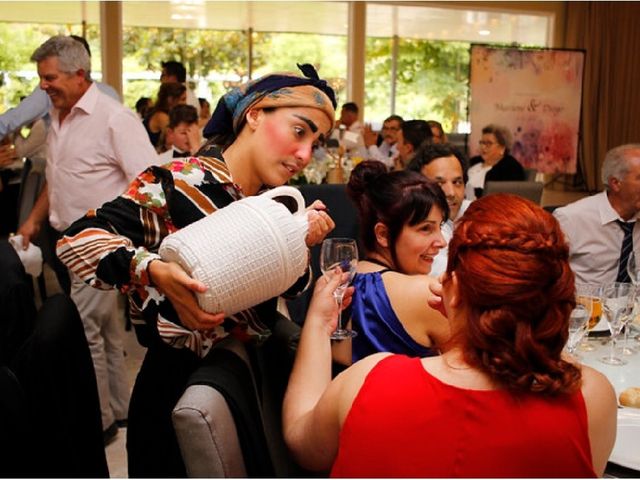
top-left (203, 63), bottom-right (337, 139)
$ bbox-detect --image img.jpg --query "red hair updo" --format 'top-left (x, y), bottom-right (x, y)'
top-left (447, 194), bottom-right (580, 395)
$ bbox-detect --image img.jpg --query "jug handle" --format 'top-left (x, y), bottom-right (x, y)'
top-left (260, 185), bottom-right (306, 217)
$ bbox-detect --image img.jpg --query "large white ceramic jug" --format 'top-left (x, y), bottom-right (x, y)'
top-left (159, 186), bottom-right (309, 315)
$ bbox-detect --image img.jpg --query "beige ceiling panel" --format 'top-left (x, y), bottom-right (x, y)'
top-left (366, 2), bottom-right (549, 44)
top-left (0, 1), bottom-right (548, 44)
top-left (0, 1), bottom-right (100, 24)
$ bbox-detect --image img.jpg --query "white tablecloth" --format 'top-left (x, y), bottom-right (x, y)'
top-left (580, 337), bottom-right (640, 471)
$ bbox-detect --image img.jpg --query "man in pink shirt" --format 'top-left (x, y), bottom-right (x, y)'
top-left (18, 35), bottom-right (158, 445)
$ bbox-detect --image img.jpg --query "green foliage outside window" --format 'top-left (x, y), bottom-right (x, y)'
top-left (365, 37), bottom-right (469, 132)
top-left (1, 21), bottom-right (469, 133)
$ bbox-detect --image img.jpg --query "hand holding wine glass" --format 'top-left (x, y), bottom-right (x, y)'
top-left (320, 238), bottom-right (358, 340)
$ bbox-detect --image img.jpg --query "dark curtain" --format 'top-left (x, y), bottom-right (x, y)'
top-left (564, 1), bottom-right (640, 191)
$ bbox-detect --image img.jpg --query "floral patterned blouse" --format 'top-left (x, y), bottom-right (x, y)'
top-left (57, 155), bottom-right (310, 357)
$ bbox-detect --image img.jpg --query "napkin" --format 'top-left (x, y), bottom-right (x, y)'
top-left (8, 234), bottom-right (43, 277)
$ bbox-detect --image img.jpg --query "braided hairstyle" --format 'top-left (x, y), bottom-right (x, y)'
top-left (446, 194), bottom-right (580, 395)
top-left (347, 161), bottom-right (449, 269)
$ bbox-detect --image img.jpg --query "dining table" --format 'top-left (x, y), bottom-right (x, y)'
top-left (579, 335), bottom-right (640, 474)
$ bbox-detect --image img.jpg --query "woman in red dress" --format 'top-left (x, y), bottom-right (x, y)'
top-left (284, 193), bottom-right (617, 478)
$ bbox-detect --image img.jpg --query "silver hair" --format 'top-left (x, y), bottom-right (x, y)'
top-left (601, 143), bottom-right (640, 190)
top-left (482, 124), bottom-right (512, 150)
top-left (30, 35), bottom-right (91, 80)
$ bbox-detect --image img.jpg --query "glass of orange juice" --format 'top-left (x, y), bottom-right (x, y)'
top-left (576, 283), bottom-right (602, 352)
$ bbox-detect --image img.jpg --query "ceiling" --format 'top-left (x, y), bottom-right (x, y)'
top-left (0, 1), bottom-right (551, 45)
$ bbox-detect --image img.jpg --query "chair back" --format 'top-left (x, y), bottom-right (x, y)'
top-left (483, 180), bottom-right (544, 204)
top-left (172, 315), bottom-right (307, 478)
top-left (0, 240), bottom-right (37, 365)
top-left (172, 337), bottom-right (252, 477)
top-left (5, 294), bottom-right (108, 477)
top-left (524, 167), bottom-right (538, 181)
top-left (447, 132), bottom-right (469, 156)
top-left (286, 183), bottom-right (360, 324)
top-left (0, 366), bottom-right (32, 476)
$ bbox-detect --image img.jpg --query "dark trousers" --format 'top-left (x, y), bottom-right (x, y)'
top-left (127, 341), bottom-right (199, 478)
top-left (39, 220), bottom-right (71, 294)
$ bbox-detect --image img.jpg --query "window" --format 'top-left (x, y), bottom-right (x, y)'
top-left (364, 3), bottom-right (552, 131)
top-left (0, 20), bottom-right (101, 113)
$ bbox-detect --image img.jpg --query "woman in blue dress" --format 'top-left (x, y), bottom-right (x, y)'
top-left (336, 161), bottom-right (451, 364)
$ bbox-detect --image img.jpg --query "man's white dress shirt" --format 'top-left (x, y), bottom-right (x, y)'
top-left (554, 191), bottom-right (640, 285)
top-left (46, 82), bottom-right (157, 230)
top-left (431, 199), bottom-right (472, 277)
top-left (0, 82), bottom-right (120, 139)
top-left (367, 142), bottom-right (398, 170)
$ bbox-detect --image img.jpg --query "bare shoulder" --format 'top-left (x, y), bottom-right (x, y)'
top-left (382, 273), bottom-right (448, 344)
top-left (580, 364), bottom-right (616, 403)
top-left (579, 364), bottom-right (617, 476)
top-left (331, 353), bottom-right (392, 425)
top-left (383, 272), bottom-right (436, 301)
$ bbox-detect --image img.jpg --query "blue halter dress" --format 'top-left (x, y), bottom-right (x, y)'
top-left (350, 270), bottom-right (438, 363)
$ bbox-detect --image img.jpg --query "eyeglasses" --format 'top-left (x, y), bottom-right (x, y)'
top-left (479, 140), bottom-right (496, 147)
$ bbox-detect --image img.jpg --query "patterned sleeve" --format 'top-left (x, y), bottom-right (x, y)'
top-left (57, 165), bottom-right (176, 292)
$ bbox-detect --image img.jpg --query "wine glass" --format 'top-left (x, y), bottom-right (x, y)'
top-left (628, 251), bottom-right (639, 285)
top-left (575, 283), bottom-right (600, 351)
top-left (632, 286), bottom-right (640, 345)
top-left (320, 238), bottom-right (358, 340)
top-left (627, 252), bottom-right (640, 345)
top-left (565, 304), bottom-right (589, 358)
top-left (600, 282), bottom-right (635, 366)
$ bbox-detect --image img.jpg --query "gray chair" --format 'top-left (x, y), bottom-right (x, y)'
top-left (483, 180), bottom-right (544, 204)
top-left (172, 315), bottom-right (307, 478)
top-left (172, 338), bottom-right (251, 478)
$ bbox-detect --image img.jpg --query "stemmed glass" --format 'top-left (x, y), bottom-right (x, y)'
top-left (627, 251), bottom-right (640, 346)
top-left (320, 238), bottom-right (358, 340)
top-left (600, 282), bottom-right (635, 366)
top-left (565, 304), bottom-right (590, 358)
top-left (575, 284), bottom-right (600, 352)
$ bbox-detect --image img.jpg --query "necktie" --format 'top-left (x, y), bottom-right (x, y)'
top-left (615, 220), bottom-right (635, 283)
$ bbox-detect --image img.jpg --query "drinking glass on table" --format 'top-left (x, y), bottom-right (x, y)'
top-left (565, 304), bottom-right (589, 358)
top-left (575, 283), bottom-right (600, 351)
top-left (600, 282), bottom-right (635, 366)
top-left (626, 252), bottom-right (640, 345)
top-left (320, 238), bottom-right (358, 340)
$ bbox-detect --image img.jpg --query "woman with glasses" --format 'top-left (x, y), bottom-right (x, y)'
top-left (466, 124), bottom-right (525, 200)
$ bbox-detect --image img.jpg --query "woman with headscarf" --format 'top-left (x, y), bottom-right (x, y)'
top-left (56, 64), bottom-right (337, 477)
